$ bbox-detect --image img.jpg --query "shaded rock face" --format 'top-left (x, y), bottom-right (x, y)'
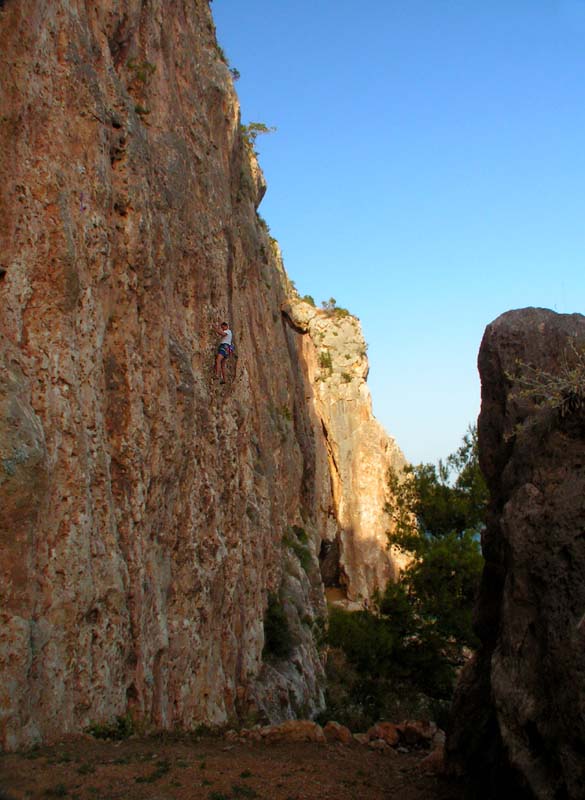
top-left (446, 308), bottom-right (585, 800)
top-left (0, 0), bottom-right (337, 749)
top-left (283, 299), bottom-right (408, 602)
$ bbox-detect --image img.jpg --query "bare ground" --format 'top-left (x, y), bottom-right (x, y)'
top-left (0, 734), bottom-right (463, 800)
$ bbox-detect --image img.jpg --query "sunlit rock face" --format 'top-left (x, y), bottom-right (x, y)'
top-left (446, 308), bottom-right (585, 800)
top-left (283, 299), bottom-right (408, 603)
top-left (0, 0), bottom-right (338, 750)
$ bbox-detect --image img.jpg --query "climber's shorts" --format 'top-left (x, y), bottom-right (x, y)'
top-left (217, 344), bottom-right (230, 358)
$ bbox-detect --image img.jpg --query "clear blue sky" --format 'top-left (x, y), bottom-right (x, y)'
top-left (213, 0), bottom-right (585, 464)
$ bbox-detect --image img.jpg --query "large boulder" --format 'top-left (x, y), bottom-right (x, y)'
top-left (446, 308), bottom-right (585, 800)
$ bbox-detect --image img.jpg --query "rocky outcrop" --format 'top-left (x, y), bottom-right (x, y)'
top-left (446, 308), bottom-right (585, 800)
top-left (283, 298), bottom-right (408, 602)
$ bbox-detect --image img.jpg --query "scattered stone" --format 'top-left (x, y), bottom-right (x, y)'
top-left (368, 739), bottom-right (388, 751)
top-left (366, 722), bottom-right (399, 746)
top-left (396, 720), bottom-right (436, 747)
top-left (259, 720), bottom-right (326, 744)
top-left (420, 745), bottom-right (445, 774)
top-left (353, 733), bottom-right (369, 745)
top-left (431, 729), bottom-right (445, 749)
top-left (323, 721), bottom-right (353, 745)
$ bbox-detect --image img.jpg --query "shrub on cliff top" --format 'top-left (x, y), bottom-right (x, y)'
top-left (240, 122), bottom-right (277, 156)
top-left (320, 297), bottom-right (350, 318)
top-left (507, 338), bottom-right (585, 421)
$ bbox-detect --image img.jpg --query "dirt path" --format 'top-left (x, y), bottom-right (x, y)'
top-left (0, 734), bottom-right (463, 800)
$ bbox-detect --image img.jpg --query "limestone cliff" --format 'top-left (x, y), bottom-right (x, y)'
top-left (283, 298), bottom-right (408, 602)
top-left (0, 0), bottom-right (331, 749)
top-left (0, 0), bottom-right (404, 750)
top-left (446, 308), bottom-right (585, 800)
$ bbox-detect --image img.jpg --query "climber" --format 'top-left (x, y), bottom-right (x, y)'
top-left (215, 321), bottom-right (233, 383)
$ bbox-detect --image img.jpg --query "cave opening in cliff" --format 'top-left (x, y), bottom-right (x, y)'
top-left (319, 536), bottom-right (347, 600)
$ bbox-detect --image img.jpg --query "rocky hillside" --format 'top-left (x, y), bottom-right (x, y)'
top-left (0, 0), bottom-right (404, 750)
top-left (446, 308), bottom-right (585, 800)
top-left (283, 298), bottom-right (408, 603)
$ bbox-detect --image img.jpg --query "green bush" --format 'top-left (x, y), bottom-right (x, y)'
top-left (216, 44), bottom-right (229, 65)
top-left (328, 608), bottom-right (395, 675)
top-left (87, 714), bottom-right (134, 740)
top-left (127, 59), bottom-right (156, 84)
top-left (263, 594), bottom-right (293, 659)
top-left (319, 351), bottom-right (333, 371)
top-left (301, 294), bottom-right (316, 306)
top-left (291, 524), bottom-right (308, 543)
top-left (283, 527), bottom-right (312, 572)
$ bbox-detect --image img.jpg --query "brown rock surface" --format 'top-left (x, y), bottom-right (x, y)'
top-left (259, 719), bottom-right (326, 743)
top-left (366, 722), bottom-right (400, 746)
top-left (0, 0), bottom-right (340, 750)
top-left (446, 308), bottom-right (585, 800)
top-left (397, 720), bottom-right (436, 747)
top-left (323, 719), bottom-right (353, 744)
top-left (420, 745), bottom-right (445, 775)
top-left (283, 298), bottom-right (408, 602)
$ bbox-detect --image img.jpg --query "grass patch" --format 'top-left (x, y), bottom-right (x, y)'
top-left (232, 785), bottom-right (259, 798)
top-left (135, 758), bottom-right (171, 784)
top-left (44, 786), bottom-right (68, 798)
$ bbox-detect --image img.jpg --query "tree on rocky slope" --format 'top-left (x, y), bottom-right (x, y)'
top-left (321, 427), bottom-right (487, 729)
top-left (384, 425), bottom-right (486, 649)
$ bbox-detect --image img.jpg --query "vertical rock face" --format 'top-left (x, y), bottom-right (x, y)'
top-left (446, 308), bottom-right (585, 800)
top-left (0, 0), bottom-right (405, 750)
top-left (0, 0), bottom-right (335, 749)
top-left (283, 299), bottom-right (408, 602)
